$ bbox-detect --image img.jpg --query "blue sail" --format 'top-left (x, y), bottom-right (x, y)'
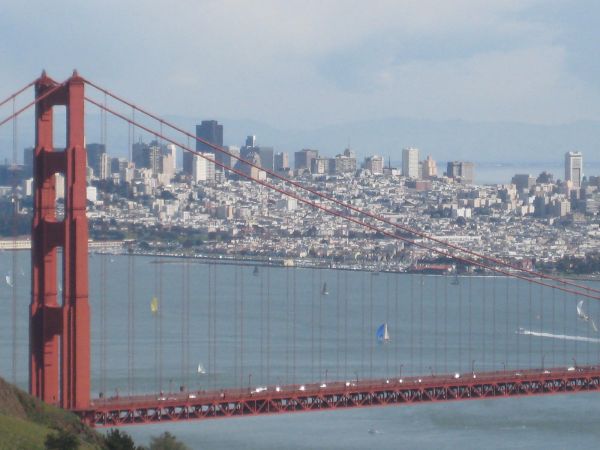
top-left (376, 323), bottom-right (386, 342)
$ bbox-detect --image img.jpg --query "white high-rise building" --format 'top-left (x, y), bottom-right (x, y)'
top-left (193, 153), bottom-right (215, 182)
top-left (565, 151), bottom-right (583, 188)
top-left (402, 147), bottom-right (420, 179)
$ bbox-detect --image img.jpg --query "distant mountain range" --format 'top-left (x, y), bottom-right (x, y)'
top-left (1, 113), bottom-right (598, 167)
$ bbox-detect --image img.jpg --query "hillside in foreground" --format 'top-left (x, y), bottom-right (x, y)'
top-left (0, 377), bottom-right (104, 450)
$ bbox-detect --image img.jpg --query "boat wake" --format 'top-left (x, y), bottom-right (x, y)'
top-left (517, 328), bottom-right (600, 344)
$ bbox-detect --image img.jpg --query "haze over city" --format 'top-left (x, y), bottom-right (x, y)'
top-left (2, 1), bottom-right (600, 163)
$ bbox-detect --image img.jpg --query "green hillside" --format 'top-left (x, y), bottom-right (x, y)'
top-left (0, 377), bottom-right (105, 450)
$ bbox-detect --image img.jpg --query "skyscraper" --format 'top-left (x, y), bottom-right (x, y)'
top-left (364, 155), bottom-right (384, 175)
top-left (565, 151), bottom-right (583, 188)
top-left (446, 161), bottom-right (474, 184)
top-left (422, 155), bottom-right (437, 179)
top-left (402, 147), bottom-right (420, 179)
top-left (274, 152), bottom-right (289, 171)
top-left (184, 120), bottom-right (224, 175)
top-left (86, 143), bottom-right (106, 178)
top-left (294, 149), bottom-right (319, 171)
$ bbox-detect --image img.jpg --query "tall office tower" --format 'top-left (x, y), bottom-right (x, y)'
top-left (446, 161), bottom-right (474, 184)
top-left (334, 148), bottom-right (357, 175)
top-left (192, 153), bottom-right (216, 182)
top-left (565, 151), bottom-right (583, 188)
top-left (132, 141), bottom-right (147, 169)
top-left (402, 147), bottom-right (420, 178)
top-left (164, 144), bottom-right (177, 172)
top-left (147, 140), bottom-right (162, 174)
top-left (459, 162), bottom-right (474, 184)
top-left (294, 149), bottom-right (319, 171)
top-left (274, 152), bottom-right (289, 171)
top-left (183, 120), bottom-right (224, 175)
top-left (23, 147), bottom-right (34, 177)
top-left (257, 147), bottom-right (274, 171)
top-left (98, 153), bottom-right (111, 180)
top-left (311, 157), bottom-right (331, 175)
top-left (422, 155), bottom-right (437, 178)
top-left (111, 157), bottom-right (129, 175)
top-left (86, 143), bottom-right (106, 178)
top-left (245, 135), bottom-right (256, 148)
top-left (364, 155), bottom-right (384, 175)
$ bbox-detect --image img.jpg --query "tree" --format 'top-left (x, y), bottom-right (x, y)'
top-left (104, 429), bottom-right (138, 450)
top-left (148, 431), bottom-right (190, 450)
top-left (44, 428), bottom-right (79, 450)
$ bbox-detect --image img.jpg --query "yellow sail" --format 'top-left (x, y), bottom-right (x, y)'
top-left (150, 297), bottom-right (159, 315)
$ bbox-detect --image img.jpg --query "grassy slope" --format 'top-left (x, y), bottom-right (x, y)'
top-left (0, 377), bottom-right (104, 450)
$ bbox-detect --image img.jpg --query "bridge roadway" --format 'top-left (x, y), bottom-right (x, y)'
top-left (78, 366), bottom-right (600, 427)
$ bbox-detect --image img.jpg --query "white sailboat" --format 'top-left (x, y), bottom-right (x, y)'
top-left (197, 363), bottom-right (206, 374)
top-left (376, 323), bottom-right (390, 343)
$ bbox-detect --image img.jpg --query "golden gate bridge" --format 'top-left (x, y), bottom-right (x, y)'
top-left (0, 72), bottom-right (599, 427)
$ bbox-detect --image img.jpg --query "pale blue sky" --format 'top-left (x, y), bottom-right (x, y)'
top-left (1, 0), bottom-right (599, 130)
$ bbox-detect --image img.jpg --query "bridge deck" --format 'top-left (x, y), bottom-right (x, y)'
top-left (77, 366), bottom-right (600, 427)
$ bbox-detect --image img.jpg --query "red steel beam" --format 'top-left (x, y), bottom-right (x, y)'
top-left (78, 366), bottom-right (600, 427)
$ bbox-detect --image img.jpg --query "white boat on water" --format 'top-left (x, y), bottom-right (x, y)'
top-left (376, 323), bottom-right (390, 343)
top-left (197, 363), bottom-right (206, 374)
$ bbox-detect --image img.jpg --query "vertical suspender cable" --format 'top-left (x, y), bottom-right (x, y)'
top-left (286, 268), bottom-right (290, 384)
top-left (516, 277), bottom-right (520, 368)
top-left (369, 271), bottom-right (374, 378)
top-left (266, 265), bottom-right (271, 385)
top-left (311, 267), bottom-right (315, 381)
top-left (385, 273), bottom-right (390, 377)
top-left (207, 263), bottom-right (212, 388)
top-left (434, 273), bottom-right (438, 373)
top-left (444, 272), bottom-right (448, 373)
top-left (458, 270), bottom-right (463, 373)
top-left (528, 282), bottom-right (533, 369)
top-left (213, 263), bottom-right (217, 390)
top-left (292, 267), bottom-right (297, 384)
top-left (419, 273), bottom-right (424, 375)
top-left (410, 274), bottom-right (414, 375)
top-left (233, 265), bottom-right (238, 387)
top-left (344, 270), bottom-right (349, 380)
top-left (482, 274), bottom-right (486, 370)
top-left (361, 271), bottom-right (366, 378)
top-left (336, 270), bottom-right (341, 379)
top-left (260, 265), bottom-right (264, 384)
top-left (159, 259), bottom-right (164, 393)
top-left (240, 264), bottom-right (245, 389)
top-left (318, 269), bottom-right (322, 381)
top-left (492, 273), bottom-right (497, 371)
top-left (127, 251), bottom-right (135, 395)
top-left (10, 97), bottom-right (18, 384)
top-left (394, 274), bottom-right (399, 376)
top-left (505, 275), bottom-right (509, 370)
top-left (468, 273), bottom-right (472, 373)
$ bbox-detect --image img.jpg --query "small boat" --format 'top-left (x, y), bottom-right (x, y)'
top-left (150, 297), bottom-right (159, 315)
top-left (5, 274), bottom-right (13, 287)
top-left (197, 363), bottom-right (206, 374)
top-left (253, 266), bottom-right (259, 276)
top-left (577, 300), bottom-right (598, 332)
top-left (376, 323), bottom-right (390, 343)
top-left (451, 273), bottom-right (459, 286)
top-left (321, 282), bottom-right (329, 296)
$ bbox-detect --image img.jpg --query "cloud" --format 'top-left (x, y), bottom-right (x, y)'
top-left (0, 0), bottom-right (599, 130)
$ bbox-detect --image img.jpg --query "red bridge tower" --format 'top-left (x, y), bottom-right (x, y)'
top-left (30, 71), bottom-right (90, 410)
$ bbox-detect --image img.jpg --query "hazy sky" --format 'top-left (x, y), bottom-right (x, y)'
top-left (2, 0), bottom-right (600, 129)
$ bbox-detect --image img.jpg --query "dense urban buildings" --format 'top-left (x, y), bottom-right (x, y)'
top-left (1, 128), bottom-right (597, 273)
